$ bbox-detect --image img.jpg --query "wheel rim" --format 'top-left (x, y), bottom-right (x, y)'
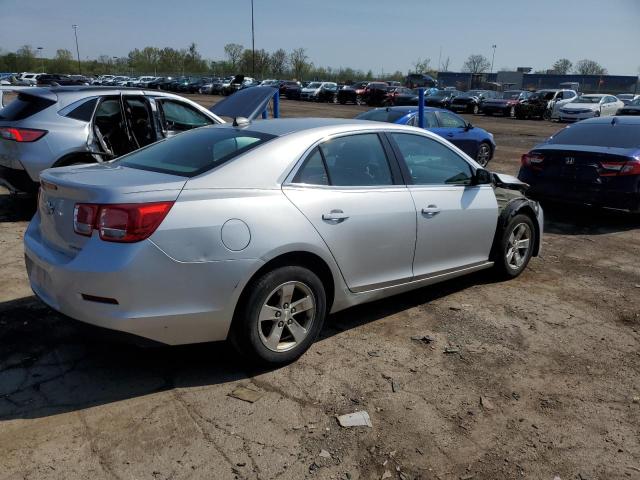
top-left (257, 281), bottom-right (316, 352)
top-left (510, 106), bottom-right (516, 118)
top-left (356, 95), bottom-right (363, 105)
top-left (473, 105), bottom-right (479, 114)
top-left (505, 223), bottom-right (532, 270)
top-left (476, 144), bottom-right (491, 166)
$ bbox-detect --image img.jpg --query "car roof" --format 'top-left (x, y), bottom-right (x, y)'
top-left (577, 116), bottom-right (640, 126)
top-left (368, 106), bottom-right (443, 114)
top-left (215, 117), bottom-right (407, 136)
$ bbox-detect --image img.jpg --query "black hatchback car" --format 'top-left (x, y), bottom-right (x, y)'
top-left (518, 116), bottom-right (640, 212)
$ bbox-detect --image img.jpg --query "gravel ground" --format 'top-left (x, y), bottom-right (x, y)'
top-left (1, 95), bottom-right (639, 480)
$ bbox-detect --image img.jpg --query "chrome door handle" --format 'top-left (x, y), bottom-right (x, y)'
top-left (421, 205), bottom-right (441, 216)
top-left (322, 210), bottom-right (349, 222)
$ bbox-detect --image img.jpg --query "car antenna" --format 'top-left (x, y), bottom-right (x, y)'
top-left (611, 117), bottom-right (617, 126)
top-left (233, 117), bottom-right (250, 127)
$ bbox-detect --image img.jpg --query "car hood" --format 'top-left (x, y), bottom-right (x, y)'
top-left (209, 86), bottom-right (277, 121)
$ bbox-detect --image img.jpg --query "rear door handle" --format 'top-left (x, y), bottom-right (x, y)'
top-left (322, 209), bottom-right (349, 222)
top-left (421, 205), bottom-right (441, 216)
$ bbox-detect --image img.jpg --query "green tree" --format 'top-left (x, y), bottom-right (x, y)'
top-left (270, 48), bottom-right (288, 77)
top-left (224, 43), bottom-right (244, 71)
top-left (50, 49), bottom-right (73, 73)
top-left (551, 58), bottom-right (572, 75)
top-left (573, 59), bottom-right (607, 75)
top-left (289, 48), bottom-right (310, 80)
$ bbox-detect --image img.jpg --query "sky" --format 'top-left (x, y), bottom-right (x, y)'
top-left (1, 0), bottom-right (639, 76)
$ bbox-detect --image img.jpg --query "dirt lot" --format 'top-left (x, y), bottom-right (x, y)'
top-left (1, 96), bottom-right (639, 480)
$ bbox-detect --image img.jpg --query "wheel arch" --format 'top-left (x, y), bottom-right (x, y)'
top-left (232, 250), bottom-right (337, 327)
top-left (491, 198), bottom-right (541, 260)
top-left (51, 151), bottom-right (97, 168)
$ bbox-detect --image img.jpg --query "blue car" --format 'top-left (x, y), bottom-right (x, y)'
top-left (355, 106), bottom-right (496, 166)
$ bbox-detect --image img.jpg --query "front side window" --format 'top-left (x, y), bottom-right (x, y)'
top-left (159, 100), bottom-right (213, 131)
top-left (319, 134), bottom-right (393, 187)
top-left (437, 111), bottom-right (466, 129)
top-left (391, 133), bottom-right (473, 186)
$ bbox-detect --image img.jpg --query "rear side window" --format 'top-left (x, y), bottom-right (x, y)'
top-left (356, 109), bottom-right (409, 123)
top-left (292, 148), bottom-right (329, 185)
top-left (118, 127), bottom-right (274, 177)
top-left (548, 124), bottom-right (640, 149)
top-left (65, 98), bottom-right (98, 122)
top-left (0, 93), bottom-right (55, 120)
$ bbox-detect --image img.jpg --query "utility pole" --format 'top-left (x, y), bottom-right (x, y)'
top-left (490, 44), bottom-right (497, 74)
top-left (72, 25), bottom-right (81, 74)
top-left (37, 47), bottom-right (43, 72)
top-left (251, 0), bottom-right (255, 77)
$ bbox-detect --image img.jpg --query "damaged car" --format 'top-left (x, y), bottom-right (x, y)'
top-left (0, 86), bottom-right (276, 194)
top-left (25, 117), bottom-right (542, 364)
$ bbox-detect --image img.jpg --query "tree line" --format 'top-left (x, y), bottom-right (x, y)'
top-left (0, 44), bottom-right (614, 81)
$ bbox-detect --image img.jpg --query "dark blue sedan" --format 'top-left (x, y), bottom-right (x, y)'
top-left (518, 116), bottom-right (640, 212)
top-left (355, 106), bottom-right (496, 166)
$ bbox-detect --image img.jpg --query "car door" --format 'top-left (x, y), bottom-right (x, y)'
top-left (431, 111), bottom-right (478, 158)
top-left (156, 99), bottom-right (215, 138)
top-left (283, 132), bottom-right (417, 293)
top-left (387, 132), bottom-right (498, 277)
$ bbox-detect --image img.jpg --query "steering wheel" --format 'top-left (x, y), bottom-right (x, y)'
top-left (93, 125), bottom-right (114, 157)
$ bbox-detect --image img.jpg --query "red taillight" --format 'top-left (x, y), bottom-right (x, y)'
top-left (74, 204), bottom-right (99, 236)
top-left (521, 153), bottom-right (545, 171)
top-left (0, 127), bottom-right (47, 142)
top-left (600, 159), bottom-right (640, 176)
top-left (73, 202), bottom-right (173, 242)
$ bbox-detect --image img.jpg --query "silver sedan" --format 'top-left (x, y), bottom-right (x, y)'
top-left (24, 118), bottom-right (543, 364)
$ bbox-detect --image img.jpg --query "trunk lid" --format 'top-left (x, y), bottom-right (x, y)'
top-left (38, 162), bottom-right (186, 256)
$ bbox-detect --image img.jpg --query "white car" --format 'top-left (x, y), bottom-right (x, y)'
top-left (18, 72), bottom-right (44, 85)
top-left (558, 94), bottom-right (625, 122)
top-left (300, 82), bottom-right (338, 101)
top-left (534, 89), bottom-right (578, 120)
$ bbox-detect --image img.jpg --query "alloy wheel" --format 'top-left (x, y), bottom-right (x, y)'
top-left (257, 281), bottom-right (316, 352)
top-left (510, 106), bottom-right (516, 118)
top-left (505, 223), bottom-right (532, 270)
top-left (476, 144), bottom-right (491, 166)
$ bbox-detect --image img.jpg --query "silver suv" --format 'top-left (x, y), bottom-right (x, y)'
top-left (0, 86), bottom-right (273, 194)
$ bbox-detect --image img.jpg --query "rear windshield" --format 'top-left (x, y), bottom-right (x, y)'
top-left (548, 124), bottom-right (640, 149)
top-left (118, 127), bottom-right (275, 177)
top-left (356, 109), bottom-right (408, 123)
top-left (0, 93), bottom-right (55, 120)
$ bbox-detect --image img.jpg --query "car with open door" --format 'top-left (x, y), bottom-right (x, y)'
top-left (0, 86), bottom-right (276, 195)
top-left (25, 117), bottom-right (542, 365)
top-left (355, 106), bottom-right (496, 166)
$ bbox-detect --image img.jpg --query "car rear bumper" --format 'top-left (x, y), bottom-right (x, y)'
top-left (519, 169), bottom-right (640, 211)
top-left (24, 215), bottom-right (262, 345)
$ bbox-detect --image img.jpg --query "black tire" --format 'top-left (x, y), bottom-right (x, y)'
top-left (339, 99), bottom-right (346, 105)
top-left (493, 214), bottom-right (536, 279)
top-left (230, 266), bottom-right (327, 364)
top-left (475, 141), bottom-right (492, 167)
top-left (542, 109), bottom-right (552, 121)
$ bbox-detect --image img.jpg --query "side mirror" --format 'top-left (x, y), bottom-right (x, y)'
top-left (465, 123), bottom-right (473, 131)
top-left (474, 168), bottom-right (493, 185)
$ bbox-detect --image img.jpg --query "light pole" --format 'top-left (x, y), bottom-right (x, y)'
top-left (72, 25), bottom-right (81, 74)
top-left (112, 56), bottom-right (118, 75)
top-left (490, 44), bottom-right (497, 74)
top-left (251, 0), bottom-right (255, 77)
top-left (37, 47), bottom-right (43, 72)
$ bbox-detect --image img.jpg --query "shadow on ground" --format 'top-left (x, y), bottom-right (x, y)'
top-left (0, 194), bottom-right (36, 223)
top-left (0, 270), bottom-right (495, 422)
top-left (542, 201), bottom-right (640, 236)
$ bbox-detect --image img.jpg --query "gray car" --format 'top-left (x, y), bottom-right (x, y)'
top-left (0, 85), bottom-right (274, 194)
top-left (24, 117), bottom-right (543, 364)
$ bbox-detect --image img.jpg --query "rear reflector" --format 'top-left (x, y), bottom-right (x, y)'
top-left (73, 201), bottom-right (174, 242)
top-left (0, 127), bottom-right (47, 142)
top-left (81, 294), bottom-right (119, 305)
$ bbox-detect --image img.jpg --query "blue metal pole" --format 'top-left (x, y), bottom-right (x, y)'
top-left (273, 90), bottom-right (280, 118)
top-left (262, 109), bottom-right (268, 119)
top-left (418, 88), bottom-right (425, 129)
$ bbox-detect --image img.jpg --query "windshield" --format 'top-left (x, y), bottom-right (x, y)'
top-left (307, 82), bottom-right (322, 89)
top-left (548, 124), bottom-right (640, 149)
top-left (118, 127), bottom-right (275, 177)
top-left (428, 91), bottom-right (450, 98)
top-left (355, 109), bottom-right (408, 123)
top-left (572, 96), bottom-right (603, 104)
top-left (501, 91), bottom-right (522, 99)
